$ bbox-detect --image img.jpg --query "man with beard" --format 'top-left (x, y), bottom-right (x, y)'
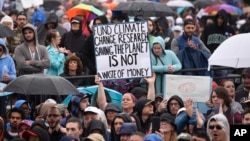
top-left (171, 19), bottom-right (211, 76)
top-left (4, 108), bottom-right (25, 140)
top-left (235, 68), bottom-right (250, 109)
top-left (7, 11), bottom-right (28, 57)
top-left (14, 23), bottom-right (50, 75)
top-left (46, 106), bottom-right (65, 141)
top-left (171, 19), bottom-right (210, 54)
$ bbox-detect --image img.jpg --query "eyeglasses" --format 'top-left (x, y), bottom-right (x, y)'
top-left (209, 125), bottom-right (222, 130)
top-left (169, 102), bottom-right (179, 107)
top-left (47, 114), bottom-right (60, 118)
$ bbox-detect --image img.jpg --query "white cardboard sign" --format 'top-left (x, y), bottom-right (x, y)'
top-left (93, 21), bottom-right (152, 80)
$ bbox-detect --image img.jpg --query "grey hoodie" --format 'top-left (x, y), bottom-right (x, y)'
top-left (14, 23), bottom-right (50, 75)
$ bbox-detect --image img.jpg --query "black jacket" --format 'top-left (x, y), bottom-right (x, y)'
top-left (201, 9), bottom-right (235, 53)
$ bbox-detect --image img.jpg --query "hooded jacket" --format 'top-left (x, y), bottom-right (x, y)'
top-left (87, 120), bottom-right (109, 141)
top-left (59, 16), bottom-right (88, 58)
top-left (14, 23), bottom-right (50, 75)
top-left (206, 114), bottom-right (230, 141)
top-left (151, 36), bottom-right (182, 94)
top-left (201, 9), bottom-right (235, 53)
top-left (37, 13), bottom-right (67, 45)
top-left (0, 38), bottom-right (16, 82)
top-left (0, 15), bottom-right (14, 30)
top-left (134, 98), bottom-right (154, 134)
top-left (110, 113), bottom-right (132, 141)
top-left (14, 100), bottom-right (30, 108)
top-left (166, 95), bottom-right (184, 115)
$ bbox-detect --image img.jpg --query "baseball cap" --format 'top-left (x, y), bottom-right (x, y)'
top-left (119, 123), bottom-right (137, 135)
top-left (71, 19), bottom-right (80, 23)
top-left (22, 127), bottom-right (50, 141)
top-left (160, 113), bottom-right (176, 129)
top-left (177, 133), bottom-right (191, 141)
top-left (18, 120), bottom-right (33, 129)
top-left (22, 130), bottom-right (39, 139)
top-left (84, 106), bottom-right (99, 115)
top-left (130, 87), bottom-right (147, 100)
top-left (105, 103), bottom-right (121, 113)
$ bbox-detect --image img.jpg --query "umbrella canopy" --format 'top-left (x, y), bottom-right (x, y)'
top-left (113, 1), bottom-right (175, 17)
top-left (0, 82), bottom-right (13, 97)
top-left (204, 4), bottom-right (243, 15)
top-left (3, 74), bottom-right (79, 95)
top-left (0, 23), bottom-right (15, 38)
top-left (193, 0), bottom-right (218, 8)
top-left (208, 33), bottom-right (250, 69)
top-left (62, 85), bottom-right (122, 109)
top-left (167, 0), bottom-right (194, 8)
top-left (66, 3), bottom-right (104, 20)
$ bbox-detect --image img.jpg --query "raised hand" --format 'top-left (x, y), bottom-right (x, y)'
top-left (144, 72), bottom-right (156, 84)
top-left (157, 99), bottom-right (168, 113)
top-left (185, 98), bottom-right (193, 117)
top-left (95, 75), bottom-right (102, 85)
top-left (196, 108), bottom-right (204, 128)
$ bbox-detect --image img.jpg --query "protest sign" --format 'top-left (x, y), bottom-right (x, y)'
top-left (163, 74), bottom-right (212, 102)
top-left (93, 21), bottom-right (152, 80)
top-left (20, 0), bottom-right (43, 9)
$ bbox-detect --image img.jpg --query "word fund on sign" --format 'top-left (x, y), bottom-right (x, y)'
top-left (94, 21), bottom-right (152, 80)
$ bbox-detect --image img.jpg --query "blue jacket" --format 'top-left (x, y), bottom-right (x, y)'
top-left (151, 36), bottom-right (182, 93)
top-left (46, 45), bottom-right (65, 76)
top-left (177, 47), bottom-right (211, 76)
top-left (0, 38), bottom-right (16, 82)
top-left (176, 34), bottom-right (211, 76)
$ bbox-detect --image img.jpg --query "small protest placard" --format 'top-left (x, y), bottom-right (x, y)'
top-left (20, 0), bottom-right (43, 9)
top-left (163, 74), bottom-right (212, 102)
top-left (93, 21), bottom-right (152, 80)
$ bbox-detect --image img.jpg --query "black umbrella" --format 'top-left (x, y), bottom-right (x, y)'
top-left (3, 74), bottom-right (79, 95)
top-left (113, 1), bottom-right (175, 17)
top-left (193, 0), bottom-right (218, 8)
top-left (0, 23), bottom-right (15, 38)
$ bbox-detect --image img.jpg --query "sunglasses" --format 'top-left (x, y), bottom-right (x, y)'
top-left (209, 125), bottom-right (222, 130)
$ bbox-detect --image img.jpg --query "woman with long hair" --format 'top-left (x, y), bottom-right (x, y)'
top-left (45, 29), bottom-right (66, 76)
top-left (207, 86), bottom-right (242, 124)
top-left (220, 79), bottom-right (243, 112)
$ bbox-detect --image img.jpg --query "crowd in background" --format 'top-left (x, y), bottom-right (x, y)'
top-left (0, 0), bottom-right (250, 141)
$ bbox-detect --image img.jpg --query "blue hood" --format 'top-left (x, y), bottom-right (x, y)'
top-left (0, 38), bottom-right (9, 58)
top-left (14, 100), bottom-right (31, 110)
top-left (152, 36), bottom-right (165, 50)
top-left (144, 133), bottom-right (163, 141)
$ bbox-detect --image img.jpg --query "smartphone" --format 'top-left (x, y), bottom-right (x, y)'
top-left (151, 116), bottom-right (160, 133)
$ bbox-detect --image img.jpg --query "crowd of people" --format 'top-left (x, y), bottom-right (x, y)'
top-left (1, 0), bottom-right (250, 141)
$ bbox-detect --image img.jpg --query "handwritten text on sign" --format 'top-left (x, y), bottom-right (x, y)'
top-left (93, 22), bottom-right (152, 80)
top-left (163, 74), bottom-right (212, 102)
